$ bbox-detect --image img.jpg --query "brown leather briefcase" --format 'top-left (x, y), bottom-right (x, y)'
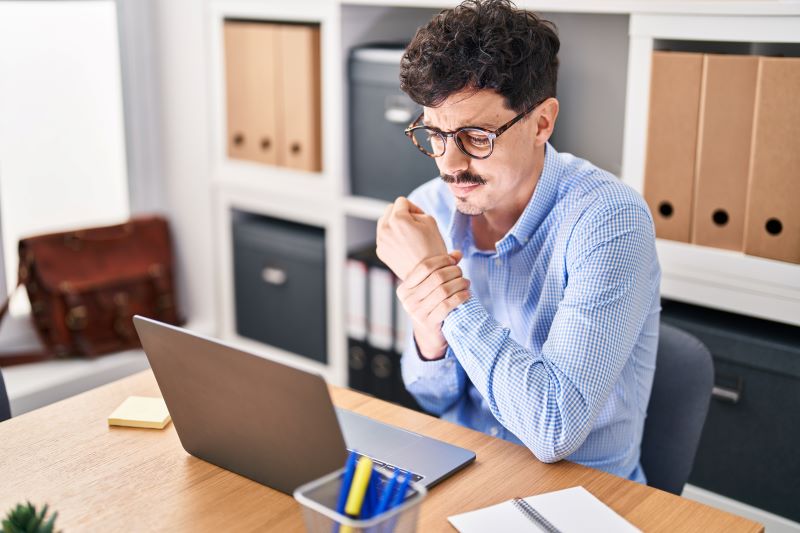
top-left (0, 216), bottom-right (183, 366)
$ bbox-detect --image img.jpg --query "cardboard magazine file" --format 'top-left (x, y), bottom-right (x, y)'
top-left (643, 51), bottom-right (704, 242)
top-left (691, 54), bottom-right (759, 251)
top-left (224, 21), bottom-right (280, 165)
top-left (277, 24), bottom-right (322, 172)
top-left (744, 56), bottom-right (800, 264)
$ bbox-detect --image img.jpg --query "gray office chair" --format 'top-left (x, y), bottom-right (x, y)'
top-left (0, 369), bottom-right (10, 422)
top-left (640, 323), bottom-right (714, 495)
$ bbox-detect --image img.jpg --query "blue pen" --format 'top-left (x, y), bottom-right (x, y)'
top-left (336, 451), bottom-right (358, 515)
top-left (369, 469), bottom-right (380, 516)
top-left (374, 469), bottom-right (400, 516)
top-left (359, 467), bottom-right (379, 520)
top-left (389, 471), bottom-right (411, 510)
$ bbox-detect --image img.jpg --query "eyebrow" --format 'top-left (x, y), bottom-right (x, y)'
top-left (422, 118), bottom-right (498, 131)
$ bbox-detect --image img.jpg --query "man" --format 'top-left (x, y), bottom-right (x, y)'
top-left (376, 0), bottom-right (661, 483)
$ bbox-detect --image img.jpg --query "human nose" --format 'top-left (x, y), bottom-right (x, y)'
top-left (437, 135), bottom-right (470, 176)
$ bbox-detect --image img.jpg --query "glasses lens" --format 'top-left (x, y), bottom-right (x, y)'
top-left (410, 128), bottom-right (445, 157)
top-left (456, 129), bottom-right (493, 158)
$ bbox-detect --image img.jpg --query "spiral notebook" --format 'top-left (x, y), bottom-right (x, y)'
top-left (448, 486), bottom-right (641, 533)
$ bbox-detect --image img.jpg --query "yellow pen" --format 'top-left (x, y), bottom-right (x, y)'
top-left (344, 456), bottom-right (373, 517)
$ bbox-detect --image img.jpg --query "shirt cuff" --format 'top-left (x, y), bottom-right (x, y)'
top-left (442, 294), bottom-right (490, 339)
top-left (402, 342), bottom-right (458, 383)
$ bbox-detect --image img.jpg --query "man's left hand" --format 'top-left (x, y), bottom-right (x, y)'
top-left (376, 197), bottom-right (448, 280)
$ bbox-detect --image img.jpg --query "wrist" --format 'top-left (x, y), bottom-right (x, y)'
top-left (414, 327), bottom-right (448, 360)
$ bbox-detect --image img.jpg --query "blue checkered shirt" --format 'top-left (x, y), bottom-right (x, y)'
top-left (402, 143), bottom-right (661, 483)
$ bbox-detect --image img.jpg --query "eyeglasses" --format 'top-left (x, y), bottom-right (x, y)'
top-left (404, 102), bottom-right (539, 160)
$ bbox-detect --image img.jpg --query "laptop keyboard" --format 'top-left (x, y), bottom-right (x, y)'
top-left (348, 450), bottom-right (424, 484)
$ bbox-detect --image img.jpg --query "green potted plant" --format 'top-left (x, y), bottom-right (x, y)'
top-left (2, 502), bottom-right (59, 533)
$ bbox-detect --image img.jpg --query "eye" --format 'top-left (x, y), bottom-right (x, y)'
top-left (467, 134), bottom-right (490, 147)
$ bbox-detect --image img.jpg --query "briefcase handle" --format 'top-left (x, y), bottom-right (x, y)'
top-left (71, 222), bottom-right (134, 242)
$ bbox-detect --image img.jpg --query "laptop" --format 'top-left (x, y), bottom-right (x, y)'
top-left (132, 316), bottom-right (476, 494)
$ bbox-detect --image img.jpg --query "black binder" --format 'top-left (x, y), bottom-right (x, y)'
top-left (345, 244), bottom-right (422, 412)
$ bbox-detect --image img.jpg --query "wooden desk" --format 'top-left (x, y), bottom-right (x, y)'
top-left (0, 370), bottom-right (762, 532)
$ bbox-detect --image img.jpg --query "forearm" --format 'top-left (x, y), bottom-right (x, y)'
top-left (441, 205), bottom-right (657, 462)
top-left (442, 296), bottom-right (594, 462)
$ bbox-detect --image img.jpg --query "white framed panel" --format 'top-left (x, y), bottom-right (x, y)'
top-left (658, 240), bottom-right (800, 326)
top-left (621, 13), bottom-right (800, 326)
top-left (212, 182), bottom-right (347, 386)
top-left (631, 13), bottom-right (800, 43)
top-left (208, 0), bottom-right (342, 202)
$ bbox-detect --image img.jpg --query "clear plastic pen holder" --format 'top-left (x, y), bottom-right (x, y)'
top-left (294, 467), bottom-right (427, 533)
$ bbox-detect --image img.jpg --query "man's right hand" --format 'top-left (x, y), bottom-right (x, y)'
top-left (396, 252), bottom-right (471, 360)
top-left (376, 197), bottom-right (448, 280)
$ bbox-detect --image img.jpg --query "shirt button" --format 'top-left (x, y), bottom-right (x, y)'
top-left (494, 258), bottom-right (501, 266)
top-left (489, 427), bottom-right (499, 437)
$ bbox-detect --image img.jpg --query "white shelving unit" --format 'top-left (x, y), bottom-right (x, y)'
top-left (203, 1), bottom-right (800, 529)
top-left (621, 12), bottom-right (800, 327)
top-left (206, 0), bottom-right (800, 378)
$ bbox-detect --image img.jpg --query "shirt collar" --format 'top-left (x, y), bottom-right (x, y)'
top-left (508, 142), bottom-right (561, 246)
top-left (447, 142), bottom-right (562, 253)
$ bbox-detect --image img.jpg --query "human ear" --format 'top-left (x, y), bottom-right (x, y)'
top-left (534, 97), bottom-right (559, 146)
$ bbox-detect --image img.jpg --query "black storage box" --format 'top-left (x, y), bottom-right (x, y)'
top-left (661, 300), bottom-right (800, 521)
top-left (232, 210), bottom-right (327, 364)
top-left (349, 44), bottom-right (439, 201)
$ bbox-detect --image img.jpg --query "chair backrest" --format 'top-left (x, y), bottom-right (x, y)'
top-left (641, 323), bottom-right (714, 495)
top-left (0, 369), bottom-right (10, 422)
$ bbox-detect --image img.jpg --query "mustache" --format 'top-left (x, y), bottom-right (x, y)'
top-left (440, 171), bottom-right (487, 186)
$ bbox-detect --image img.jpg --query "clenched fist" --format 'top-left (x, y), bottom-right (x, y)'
top-left (376, 197), bottom-right (448, 280)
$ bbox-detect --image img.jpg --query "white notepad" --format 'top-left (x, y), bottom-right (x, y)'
top-left (448, 486), bottom-right (641, 533)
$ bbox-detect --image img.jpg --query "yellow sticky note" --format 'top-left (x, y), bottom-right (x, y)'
top-left (108, 396), bottom-right (171, 429)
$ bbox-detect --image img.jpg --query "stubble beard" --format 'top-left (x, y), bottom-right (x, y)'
top-left (441, 170), bottom-right (487, 216)
top-left (455, 197), bottom-right (484, 216)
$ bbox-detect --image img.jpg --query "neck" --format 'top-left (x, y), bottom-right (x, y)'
top-left (472, 144), bottom-right (546, 250)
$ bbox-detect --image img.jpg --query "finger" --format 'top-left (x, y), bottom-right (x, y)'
top-left (418, 276), bottom-right (470, 317)
top-left (449, 249), bottom-right (463, 263)
top-left (399, 264), bottom-right (462, 303)
top-left (406, 199), bottom-right (425, 214)
top-left (428, 289), bottom-right (471, 324)
top-left (378, 202), bottom-right (393, 228)
top-left (392, 196), bottom-right (412, 219)
top-left (401, 255), bottom-right (455, 289)
top-left (409, 213), bottom-right (438, 229)
top-left (414, 265), bottom-right (465, 304)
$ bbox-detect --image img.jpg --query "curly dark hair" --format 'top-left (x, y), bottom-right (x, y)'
top-left (400, 0), bottom-right (559, 113)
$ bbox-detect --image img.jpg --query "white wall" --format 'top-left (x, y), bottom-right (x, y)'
top-left (152, 0), bottom-right (216, 329)
top-left (0, 1), bottom-right (130, 313)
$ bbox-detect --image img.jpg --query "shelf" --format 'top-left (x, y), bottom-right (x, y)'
top-left (208, 0), bottom-right (343, 207)
top-left (657, 239), bottom-right (800, 326)
top-left (342, 195), bottom-right (389, 220)
top-left (620, 12), bottom-right (800, 327)
top-left (343, 0), bottom-right (800, 16)
top-left (212, 186), bottom-right (348, 387)
top-left (206, 1), bottom-right (800, 399)
top-left (212, 158), bottom-right (336, 202)
top-left (218, 331), bottom-right (340, 385)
